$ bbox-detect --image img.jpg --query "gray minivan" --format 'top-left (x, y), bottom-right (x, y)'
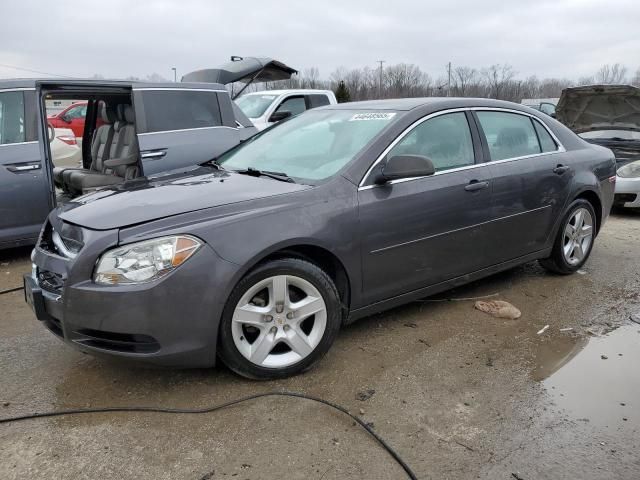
top-left (0, 57), bottom-right (297, 249)
top-left (0, 79), bottom-right (254, 249)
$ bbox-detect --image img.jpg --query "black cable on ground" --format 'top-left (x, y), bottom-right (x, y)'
top-left (0, 391), bottom-right (418, 479)
top-left (0, 286), bottom-right (24, 295)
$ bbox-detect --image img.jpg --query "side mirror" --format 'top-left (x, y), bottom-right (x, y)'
top-left (374, 155), bottom-right (435, 184)
top-left (61, 115), bottom-right (71, 123)
top-left (269, 110), bottom-right (292, 123)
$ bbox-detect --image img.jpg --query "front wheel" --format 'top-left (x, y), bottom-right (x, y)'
top-left (540, 199), bottom-right (597, 274)
top-left (217, 258), bottom-right (341, 379)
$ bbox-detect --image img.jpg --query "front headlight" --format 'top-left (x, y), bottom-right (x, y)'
top-left (94, 235), bottom-right (202, 285)
top-left (617, 160), bottom-right (640, 178)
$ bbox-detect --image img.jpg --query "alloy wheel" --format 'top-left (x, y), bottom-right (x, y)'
top-left (562, 207), bottom-right (594, 266)
top-left (231, 275), bottom-right (327, 368)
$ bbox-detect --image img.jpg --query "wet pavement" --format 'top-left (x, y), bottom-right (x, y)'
top-left (1, 210), bottom-right (639, 479)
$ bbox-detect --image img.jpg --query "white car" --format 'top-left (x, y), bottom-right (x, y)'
top-left (48, 125), bottom-right (82, 168)
top-left (235, 89), bottom-right (337, 130)
top-left (556, 85), bottom-right (640, 208)
top-left (615, 160), bottom-right (640, 208)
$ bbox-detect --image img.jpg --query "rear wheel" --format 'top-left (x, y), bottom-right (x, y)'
top-left (218, 258), bottom-right (341, 379)
top-left (540, 199), bottom-right (596, 274)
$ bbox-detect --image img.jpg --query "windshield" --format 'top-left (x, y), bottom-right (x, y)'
top-left (236, 94), bottom-right (278, 118)
top-left (580, 130), bottom-right (640, 141)
top-left (218, 109), bottom-right (399, 183)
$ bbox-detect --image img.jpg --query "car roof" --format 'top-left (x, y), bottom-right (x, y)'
top-left (0, 78), bottom-right (226, 91)
top-left (243, 89), bottom-right (334, 96)
top-left (322, 97), bottom-right (539, 112)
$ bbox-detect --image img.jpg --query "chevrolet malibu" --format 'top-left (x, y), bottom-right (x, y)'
top-left (25, 98), bottom-right (616, 379)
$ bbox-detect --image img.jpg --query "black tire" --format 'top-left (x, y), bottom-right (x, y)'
top-left (540, 199), bottom-right (597, 275)
top-left (217, 258), bottom-right (341, 380)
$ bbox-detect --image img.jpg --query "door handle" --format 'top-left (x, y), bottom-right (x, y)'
top-left (6, 163), bottom-right (41, 173)
top-left (464, 180), bottom-right (489, 192)
top-left (140, 150), bottom-right (167, 160)
top-left (553, 164), bottom-right (571, 175)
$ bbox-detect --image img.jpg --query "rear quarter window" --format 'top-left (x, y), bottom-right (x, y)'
top-left (140, 90), bottom-right (222, 133)
top-left (533, 120), bottom-right (558, 153)
top-left (307, 94), bottom-right (331, 108)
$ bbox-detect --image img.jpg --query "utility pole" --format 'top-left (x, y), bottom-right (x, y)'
top-left (446, 62), bottom-right (452, 97)
top-left (171, 67), bottom-right (177, 82)
top-left (377, 60), bottom-right (385, 98)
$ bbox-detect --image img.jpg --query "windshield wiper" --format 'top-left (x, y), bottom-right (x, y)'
top-left (235, 167), bottom-right (296, 183)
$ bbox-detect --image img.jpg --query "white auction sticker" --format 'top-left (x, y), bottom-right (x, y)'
top-left (349, 112), bottom-right (396, 121)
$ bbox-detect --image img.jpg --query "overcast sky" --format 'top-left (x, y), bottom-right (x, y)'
top-left (1, 0), bottom-right (639, 82)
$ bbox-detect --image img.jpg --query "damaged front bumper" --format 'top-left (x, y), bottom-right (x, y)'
top-left (26, 213), bottom-right (237, 368)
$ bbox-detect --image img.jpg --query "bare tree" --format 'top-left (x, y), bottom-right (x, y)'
top-left (452, 66), bottom-right (477, 96)
top-left (301, 67), bottom-right (320, 88)
top-left (482, 64), bottom-right (516, 99)
top-left (385, 64), bottom-right (429, 98)
top-left (594, 63), bottom-right (628, 84)
top-left (228, 60), bottom-right (640, 104)
top-left (577, 75), bottom-right (595, 86)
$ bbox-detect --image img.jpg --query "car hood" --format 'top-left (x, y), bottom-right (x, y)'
top-left (556, 84), bottom-right (640, 134)
top-left (58, 167), bottom-right (310, 230)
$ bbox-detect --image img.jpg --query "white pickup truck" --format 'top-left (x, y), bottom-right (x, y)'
top-left (235, 89), bottom-right (338, 130)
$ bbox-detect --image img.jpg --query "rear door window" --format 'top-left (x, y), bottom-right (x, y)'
top-left (388, 112), bottom-right (475, 172)
top-left (274, 96), bottom-right (306, 116)
top-left (307, 94), bottom-right (331, 109)
top-left (0, 91), bottom-right (25, 145)
top-left (476, 111), bottom-right (542, 160)
top-left (140, 90), bottom-right (222, 133)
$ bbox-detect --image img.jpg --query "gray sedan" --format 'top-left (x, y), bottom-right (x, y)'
top-left (25, 98), bottom-right (616, 379)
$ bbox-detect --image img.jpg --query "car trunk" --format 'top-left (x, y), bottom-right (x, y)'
top-left (181, 57), bottom-right (297, 99)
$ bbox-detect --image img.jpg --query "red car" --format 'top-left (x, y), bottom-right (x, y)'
top-left (48, 102), bottom-right (103, 138)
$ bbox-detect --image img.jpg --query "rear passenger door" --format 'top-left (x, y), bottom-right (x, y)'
top-left (0, 89), bottom-right (52, 246)
top-left (474, 110), bottom-right (572, 263)
top-left (133, 88), bottom-right (245, 176)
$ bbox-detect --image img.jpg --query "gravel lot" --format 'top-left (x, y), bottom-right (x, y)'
top-left (1, 210), bottom-right (639, 480)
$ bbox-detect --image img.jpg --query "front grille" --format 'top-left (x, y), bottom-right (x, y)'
top-left (74, 329), bottom-right (161, 354)
top-left (38, 269), bottom-right (64, 295)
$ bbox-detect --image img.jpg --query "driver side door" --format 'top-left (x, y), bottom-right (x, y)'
top-left (358, 111), bottom-right (493, 303)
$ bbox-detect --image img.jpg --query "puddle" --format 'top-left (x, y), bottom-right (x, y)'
top-left (543, 324), bottom-right (640, 429)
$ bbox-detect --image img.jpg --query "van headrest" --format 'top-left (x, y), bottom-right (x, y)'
top-left (100, 102), bottom-right (116, 124)
top-left (123, 105), bottom-right (135, 124)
